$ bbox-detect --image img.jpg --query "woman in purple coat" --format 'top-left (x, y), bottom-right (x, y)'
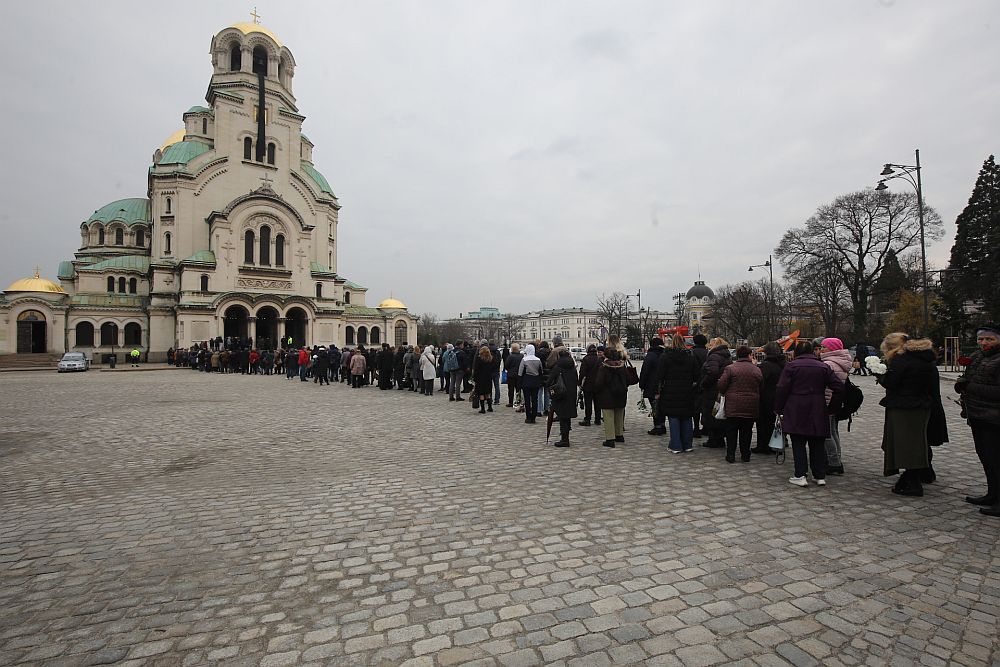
top-left (775, 340), bottom-right (844, 487)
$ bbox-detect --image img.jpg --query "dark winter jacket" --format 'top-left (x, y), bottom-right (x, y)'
top-left (690, 344), bottom-right (708, 386)
top-left (546, 353), bottom-right (579, 418)
top-left (472, 354), bottom-right (495, 395)
top-left (504, 352), bottom-right (524, 379)
top-left (313, 349), bottom-right (330, 372)
top-left (878, 341), bottom-right (938, 410)
top-left (594, 359), bottom-right (630, 410)
top-left (536, 346), bottom-right (551, 383)
top-left (775, 353), bottom-right (843, 437)
top-left (956, 345), bottom-right (1000, 425)
top-left (758, 353), bottom-right (786, 417)
top-left (654, 347), bottom-right (700, 418)
top-left (577, 351), bottom-right (602, 391)
top-left (700, 346), bottom-right (732, 392)
top-left (639, 343), bottom-right (665, 399)
top-left (717, 358), bottom-right (763, 419)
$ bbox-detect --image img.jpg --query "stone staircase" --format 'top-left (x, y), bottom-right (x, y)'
top-left (0, 353), bottom-right (62, 370)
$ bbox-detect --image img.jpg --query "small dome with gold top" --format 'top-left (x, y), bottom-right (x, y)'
top-left (229, 21), bottom-right (283, 47)
top-left (377, 297), bottom-right (407, 310)
top-left (5, 269), bottom-right (66, 294)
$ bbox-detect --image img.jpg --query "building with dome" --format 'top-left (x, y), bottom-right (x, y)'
top-left (0, 20), bottom-right (417, 359)
top-left (685, 280), bottom-right (715, 333)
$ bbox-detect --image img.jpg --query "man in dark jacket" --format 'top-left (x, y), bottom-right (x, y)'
top-left (378, 343), bottom-right (395, 389)
top-left (690, 334), bottom-right (709, 437)
top-left (313, 347), bottom-right (330, 385)
top-left (640, 338), bottom-right (666, 435)
top-left (956, 324), bottom-right (1000, 516)
top-left (578, 345), bottom-right (603, 426)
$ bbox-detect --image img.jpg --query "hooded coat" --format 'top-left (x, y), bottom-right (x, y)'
top-left (879, 339), bottom-right (948, 446)
top-left (639, 342), bottom-right (665, 399)
top-left (821, 348), bottom-right (854, 405)
top-left (774, 353), bottom-right (843, 437)
top-left (420, 347), bottom-right (437, 380)
top-left (518, 345), bottom-right (543, 389)
top-left (654, 347), bottom-right (700, 418)
top-left (577, 350), bottom-right (601, 391)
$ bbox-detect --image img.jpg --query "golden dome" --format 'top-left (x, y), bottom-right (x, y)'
top-left (377, 297), bottom-right (407, 310)
top-left (230, 22), bottom-right (283, 47)
top-left (160, 128), bottom-right (185, 152)
top-left (6, 269), bottom-right (66, 294)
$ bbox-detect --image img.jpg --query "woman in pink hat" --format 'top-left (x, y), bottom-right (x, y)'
top-left (817, 337), bottom-right (853, 475)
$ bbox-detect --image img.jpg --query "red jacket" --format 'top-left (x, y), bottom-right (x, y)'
top-left (298, 349), bottom-right (309, 366)
top-left (249, 350), bottom-right (260, 364)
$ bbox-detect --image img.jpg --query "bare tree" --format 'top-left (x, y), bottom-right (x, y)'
top-left (789, 257), bottom-right (850, 338)
top-left (776, 188), bottom-right (943, 341)
top-left (596, 292), bottom-right (630, 339)
top-left (499, 313), bottom-right (525, 345)
top-left (710, 282), bottom-right (769, 344)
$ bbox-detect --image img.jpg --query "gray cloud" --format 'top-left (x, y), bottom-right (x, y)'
top-left (1, 0), bottom-right (998, 319)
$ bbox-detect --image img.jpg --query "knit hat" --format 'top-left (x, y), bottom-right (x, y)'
top-left (977, 323), bottom-right (1000, 336)
top-left (820, 337), bottom-right (844, 351)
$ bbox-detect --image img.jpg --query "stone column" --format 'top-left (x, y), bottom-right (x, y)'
top-left (248, 317), bottom-right (257, 347)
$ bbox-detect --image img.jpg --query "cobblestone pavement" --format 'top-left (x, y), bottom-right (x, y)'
top-left (1, 369), bottom-right (998, 667)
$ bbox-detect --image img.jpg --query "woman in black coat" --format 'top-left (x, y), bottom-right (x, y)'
top-left (595, 348), bottom-right (630, 448)
top-left (472, 346), bottom-right (496, 413)
top-left (754, 342), bottom-right (786, 453)
top-left (700, 339), bottom-right (733, 448)
top-left (546, 349), bottom-right (579, 447)
top-left (877, 334), bottom-right (945, 497)
top-left (655, 335), bottom-right (700, 453)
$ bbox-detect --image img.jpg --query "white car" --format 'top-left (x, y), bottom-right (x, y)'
top-left (57, 352), bottom-right (90, 373)
top-left (569, 346), bottom-right (586, 361)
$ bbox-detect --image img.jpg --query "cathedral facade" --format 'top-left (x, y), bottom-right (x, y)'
top-left (0, 22), bottom-right (417, 360)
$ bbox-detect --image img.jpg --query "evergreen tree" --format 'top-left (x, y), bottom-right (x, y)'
top-left (873, 250), bottom-right (907, 310)
top-left (947, 155), bottom-right (1000, 318)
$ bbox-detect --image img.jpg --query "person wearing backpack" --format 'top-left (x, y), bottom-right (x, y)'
top-left (594, 347), bottom-right (630, 448)
top-left (546, 348), bottom-right (579, 446)
top-left (818, 338), bottom-right (854, 475)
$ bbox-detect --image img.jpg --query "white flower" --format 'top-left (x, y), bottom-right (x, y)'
top-left (864, 355), bottom-right (887, 375)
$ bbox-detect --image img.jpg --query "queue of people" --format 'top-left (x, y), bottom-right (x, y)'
top-left (168, 323), bottom-right (998, 518)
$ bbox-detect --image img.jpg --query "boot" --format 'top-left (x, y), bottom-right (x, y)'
top-left (480, 404), bottom-right (486, 414)
top-left (980, 503), bottom-right (1000, 517)
top-left (615, 435), bottom-right (625, 444)
top-left (918, 466), bottom-right (936, 484)
top-left (965, 494), bottom-right (998, 506)
top-left (603, 440), bottom-right (616, 448)
top-left (579, 419), bottom-right (591, 426)
top-left (554, 437), bottom-right (570, 447)
top-left (891, 471), bottom-right (923, 497)
top-left (487, 399), bottom-right (493, 413)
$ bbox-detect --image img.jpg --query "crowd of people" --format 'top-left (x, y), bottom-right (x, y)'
top-left (166, 324), bottom-right (1000, 518)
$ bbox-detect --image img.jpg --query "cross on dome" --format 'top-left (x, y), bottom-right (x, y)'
top-left (250, 7), bottom-right (261, 24)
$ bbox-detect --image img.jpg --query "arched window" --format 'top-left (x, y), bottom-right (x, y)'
top-left (124, 323), bottom-right (142, 346)
top-left (107, 276), bottom-right (115, 292)
top-left (202, 118), bottom-right (207, 135)
top-left (244, 137), bottom-right (252, 160)
top-left (358, 326), bottom-right (368, 346)
top-left (252, 46), bottom-right (268, 76)
top-left (200, 274), bottom-right (209, 291)
top-left (274, 234), bottom-right (285, 266)
top-left (344, 291), bottom-right (351, 304)
top-left (244, 230), bottom-right (255, 264)
top-left (230, 43), bottom-right (242, 71)
top-left (115, 228), bottom-right (124, 245)
top-left (76, 322), bottom-right (94, 347)
top-left (315, 283), bottom-right (323, 298)
top-left (100, 322), bottom-right (118, 346)
top-left (395, 321), bottom-right (408, 347)
top-left (345, 326), bottom-right (355, 346)
top-left (118, 277), bottom-right (126, 293)
top-left (267, 142), bottom-right (276, 165)
top-left (97, 227), bottom-right (105, 245)
top-left (371, 326), bottom-right (380, 344)
top-left (135, 229), bottom-right (145, 247)
top-left (164, 232), bottom-right (172, 254)
top-left (259, 225), bottom-right (271, 265)
top-left (165, 197), bottom-right (172, 214)
top-left (128, 278), bottom-right (137, 294)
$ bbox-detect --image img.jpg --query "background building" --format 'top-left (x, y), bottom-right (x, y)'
top-left (0, 20), bottom-right (416, 361)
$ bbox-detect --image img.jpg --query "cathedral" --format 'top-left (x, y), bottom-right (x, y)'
top-left (0, 21), bottom-right (417, 361)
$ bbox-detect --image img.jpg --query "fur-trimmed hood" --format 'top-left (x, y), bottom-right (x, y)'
top-left (903, 338), bottom-right (933, 353)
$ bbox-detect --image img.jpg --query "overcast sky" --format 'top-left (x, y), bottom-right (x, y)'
top-left (2, 1), bottom-right (998, 317)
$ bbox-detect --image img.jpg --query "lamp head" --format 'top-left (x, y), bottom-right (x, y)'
top-left (880, 165), bottom-right (894, 176)
top-left (748, 266), bottom-right (754, 272)
top-left (875, 180), bottom-right (888, 192)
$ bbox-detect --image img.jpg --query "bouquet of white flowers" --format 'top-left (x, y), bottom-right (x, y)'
top-left (864, 355), bottom-right (887, 376)
top-left (636, 397), bottom-right (649, 415)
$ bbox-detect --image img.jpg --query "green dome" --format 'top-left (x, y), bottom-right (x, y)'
top-left (301, 162), bottom-right (336, 197)
top-left (159, 141), bottom-right (211, 166)
top-left (185, 105), bottom-right (211, 114)
top-left (182, 250), bottom-right (216, 265)
top-left (57, 261), bottom-right (75, 280)
top-left (86, 198), bottom-right (150, 227)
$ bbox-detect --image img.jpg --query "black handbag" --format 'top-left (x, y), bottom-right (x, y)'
top-left (624, 359), bottom-right (640, 386)
top-left (549, 370), bottom-right (568, 399)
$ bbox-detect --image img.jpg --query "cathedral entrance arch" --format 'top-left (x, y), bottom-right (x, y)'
top-left (256, 306), bottom-right (279, 350)
top-left (285, 307), bottom-right (307, 347)
top-left (16, 310), bottom-right (47, 354)
top-left (223, 305), bottom-right (249, 340)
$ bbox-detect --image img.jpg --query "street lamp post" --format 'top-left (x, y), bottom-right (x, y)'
top-left (877, 148), bottom-right (928, 335)
top-left (748, 255), bottom-right (775, 340)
